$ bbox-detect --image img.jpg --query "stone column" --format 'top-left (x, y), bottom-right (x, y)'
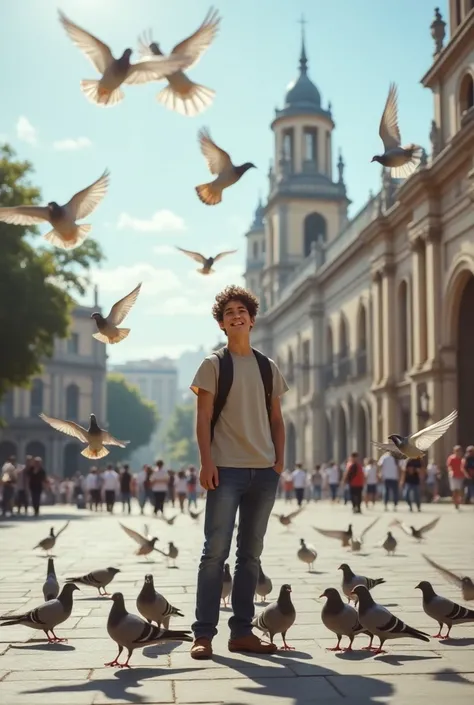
top-left (309, 302), bottom-right (324, 465)
top-left (424, 226), bottom-right (442, 362)
top-left (371, 271), bottom-right (383, 383)
top-left (410, 238), bottom-right (428, 367)
top-left (381, 262), bottom-right (396, 384)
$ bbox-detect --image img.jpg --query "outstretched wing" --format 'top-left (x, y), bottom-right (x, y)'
top-left (0, 205), bottom-right (50, 226)
top-left (312, 526), bottom-right (347, 541)
top-left (410, 410), bottom-right (458, 452)
top-left (58, 10), bottom-right (113, 75)
top-left (371, 440), bottom-right (405, 460)
top-left (176, 246), bottom-right (206, 264)
top-left (39, 413), bottom-right (89, 443)
top-left (422, 554), bottom-right (463, 589)
top-left (419, 516), bottom-right (441, 535)
top-left (55, 521), bottom-right (71, 538)
top-left (171, 6), bottom-right (221, 70)
top-left (120, 522), bottom-right (149, 547)
top-left (198, 127), bottom-right (232, 175)
top-left (389, 519), bottom-right (413, 537)
top-left (213, 249), bottom-right (238, 262)
top-left (360, 517), bottom-right (380, 540)
top-left (101, 432), bottom-right (129, 448)
top-left (65, 169), bottom-right (110, 221)
top-left (378, 82), bottom-right (401, 151)
top-left (286, 508), bottom-right (303, 520)
top-left (107, 282), bottom-right (142, 326)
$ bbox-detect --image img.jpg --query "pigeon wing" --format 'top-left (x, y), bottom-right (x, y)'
top-left (137, 30), bottom-right (154, 58)
top-left (213, 249), bottom-right (238, 262)
top-left (39, 413), bottom-right (89, 443)
top-left (171, 7), bottom-right (221, 70)
top-left (389, 519), bottom-right (413, 537)
top-left (176, 247), bottom-right (206, 265)
top-left (371, 440), bottom-right (405, 460)
top-left (101, 432), bottom-right (129, 448)
top-left (378, 82), bottom-right (401, 151)
top-left (58, 10), bottom-right (114, 74)
top-left (198, 128), bottom-right (232, 175)
top-left (107, 282), bottom-right (142, 326)
top-left (124, 56), bottom-right (187, 85)
top-left (410, 410), bottom-right (458, 451)
top-left (286, 508), bottom-right (303, 520)
top-left (422, 554), bottom-right (463, 589)
top-left (120, 523), bottom-right (149, 547)
top-left (0, 205), bottom-right (50, 226)
top-left (65, 170), bottom-right (110, 221)
top-left (312, 527), bottom-right (347, 540)
top-left (360, 517), bottom-right (380, 539)
top-left (419, 516), bottom-right (440, 535)
top-left (55, 520), bottom-right (71, 538)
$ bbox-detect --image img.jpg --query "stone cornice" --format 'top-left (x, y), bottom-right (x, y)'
top-left (407, 217), bottom-right (442, 248)
top-left (421, 10), bottom-right (474, 88)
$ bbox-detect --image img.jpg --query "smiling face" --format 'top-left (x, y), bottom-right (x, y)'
top-left (219, 298), bottom-right (255, 338)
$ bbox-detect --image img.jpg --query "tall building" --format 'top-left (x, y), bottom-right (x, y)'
top-left (0, 292), bottom-right (107, 476)
top-left (246, 6), bottom-right (474, 470)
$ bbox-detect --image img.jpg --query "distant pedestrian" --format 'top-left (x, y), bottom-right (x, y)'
top-left (447, 445), bottom-right (464, 510)
top-left (29, 457), bottom-right (47, 517)
top-left (151, 460), bottom-right (168, 516)
top-left (342, 452), bottom-right (365, 514)
top-left (120, 464), bottom-right (132, 513)
top-left (401, 458), bottom-right (422, 512)
top-left (176, 471), bottom-right (188, 512)
top-left (102, 464), bottom-right (119, 513)
top-left (291, 463), bottom-right (306, 507)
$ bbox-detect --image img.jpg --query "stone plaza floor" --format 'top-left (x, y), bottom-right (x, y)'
top-left (0, 496), bottom-right (473, 704)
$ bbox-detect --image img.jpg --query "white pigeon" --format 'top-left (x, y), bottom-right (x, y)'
top-left (176, 246), bottom-right (237, 274)
top-left (0, 170), bottom-right (109, 248)
top-left (372, 409), bottom-right (457, 459)
top-left (65, 567), bottom-right (120, 596)
top-left (416, 580), bottom-right (474, 639)
top-left (137, 7), bottom-right (221, 116)
top-left (39, 412), bottom-right (128, 459)
top-left (58, 10), bottom-right (191, 107)
top-left (371, 82), bottom-right (423, 179)
top-left (91, 282), bottom-right (142, 344)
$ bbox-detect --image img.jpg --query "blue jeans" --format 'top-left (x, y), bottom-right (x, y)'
top-left (384, 479), bottom-right (399, 506)
top-left (192, 467), bottom-right (279, 640)
top-left (404, 484), bottom-right (420, 510)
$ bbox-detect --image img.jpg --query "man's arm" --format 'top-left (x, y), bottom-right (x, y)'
top-left (270, 396), bottom-right (285, 473)
top-left (196, 389), bottom-right (219, 490)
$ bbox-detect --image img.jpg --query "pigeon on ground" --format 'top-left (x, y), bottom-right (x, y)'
top-left (415, 580), bottom-right (474, 639)
top-left (371, 82), bottom-right (423, 179)
top-left (43, 558), bottom-right (60, 601)
top-left (105, 592), bottom-right (192, 668)
top-left (34, 522), bottom-right (70, 556)
top-left (189, 508), bottom-right (204, 520)
top-left (154, 542), bottom-right (179, 568)
top-left (195, 127), bottom-right (256, 205)
top-left (39, 413), bottom-right (129, 460)
top-left (65, 567), bottom-right (120, 596)
top-left (120, 523), bottom-right (160, 558)
top-left (297, 539), bottom-right (317, 571)
top-left (221, 563), bottom-right (233, 608)
top-left (255, 563), bottom-right (273, 603)
top-left (176, 246), bottom-right (237, 274)
top-left (313, 523), bottom-right (353, 547)
top-left (159, 513), bottom-right (179, 526)
top-left (136, 574), bottom-right (184, 630)
top-left (0, 583), bottom-right (79, 642)
top-left (371, 410), bottom-right (458, 459)
top-left (422, 555), bottom-right (474, 601)
top-left (381, 531), bottom-right (397, 556)
top-left (252, 584), bottom-right (296, 650)
top-left (272, 508), bottom-right (304, 527)
top-left (350, 517), bottom-right (380, 552)
top-left (339, 563), bottom-right (386, 604)
top-left (137, 7), bottom-right (221, 116)
top-left (353, 585), bottom-right (429, 653)
top-left (320, 587), bottom-right (371, 651)
top-left (91, 283), bottom-right (142, 344)
top-left (0, 170), bottom-right (109, 249)
top-left (390, 516), bottom-right (440, 541)
top-left (58, 10), bottom-right (190, 107)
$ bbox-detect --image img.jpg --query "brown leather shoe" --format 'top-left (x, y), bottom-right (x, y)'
top-left (190, 637), bottom-right (213, 660)
top-left (228, 633), bottom-right (277, 654)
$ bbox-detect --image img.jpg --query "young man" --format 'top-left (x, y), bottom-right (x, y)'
top-left (190, 285), bottom-right (288, 660)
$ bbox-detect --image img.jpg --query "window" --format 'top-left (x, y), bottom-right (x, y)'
top-left (261, 238), bottom-right (266, 253)
top-left (302, 339), bottom-right (310, 391)
top-left (282, 128), bottom-right (294, 171)
top-left (459, 73), bottom-right (474, 118)
top-left (30, 379), bottom-right (44, 417)
top-left (252, 241), bottom-right (258, 259)
top-left (67, 333), bottom-right (79, 355)
top-left (303, 212), bottom-right (327, 256)
top-left (66, 384), bottom-right (79, 420)
top-left (0, 390), bottom-right (14, 420)
top-left (325, 132), bottom-right (331, 174)
top-left (304, 128), bottom-right (318, 163)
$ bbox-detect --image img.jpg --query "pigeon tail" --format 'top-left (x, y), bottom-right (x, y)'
top-left (43, 224), bottom-right (91, 249)
top-left (367, 577), bottom-right (386, 590)
top-left (81, 445), bottom-right (109, 460)
top-left (157, 82), bottom-right (215, 117)
top-left (403, 624), bottom-right (430, 642)
top-left (195, 182), bottom-right (222, 206)
top-left (93, 328), bottom-right (130, 345)
top-left (80, 80), bottom-right (125, 107)
top-left (160, 628), bottom-right (193, 642)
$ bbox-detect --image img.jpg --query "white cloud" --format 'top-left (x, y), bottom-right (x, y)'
top-left (53, 136), bottom-right (92, 151)
top-left (117, 210), bottom-right (186, 233)
top-left (89, 263), bottom-right (181, 297)
top-left (153, 244), bottom-right (177, 256)
top-left (16, 116), bottom-right (37, 144)
top-left (156, 296), bottom-right (210, 317)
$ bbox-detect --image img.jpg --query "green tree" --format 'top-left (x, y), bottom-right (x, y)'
top-left (0, 144), bottom-right (104, 401)
top-left (166, 404), bottom-right (199, 466)
top-left (106, 374), bottom-right (159, 460)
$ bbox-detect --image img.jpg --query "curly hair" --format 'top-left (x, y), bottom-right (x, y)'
top-left (211, 285), bottom-right (259, 322)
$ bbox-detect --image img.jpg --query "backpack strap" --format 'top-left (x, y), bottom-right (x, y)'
top-left (210, 347), bottom-right (233, 441)
top-left (252, 348), bottom-right (273, 426)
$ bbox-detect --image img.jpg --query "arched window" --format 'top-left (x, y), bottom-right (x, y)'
top-left (30, 379), bottom-right (44, 417)
top-left (303, 213), bottom-right (327, 257)
top-left (66, 384), bottom-right (79, 420)
top-left (26, 440), bottom-right (46, 462)
top-left (398, 280), bottom-right (410, 374)
top-left (63, 442), bottom-right (81, 478)
top-left (459, 72), bottom-right (474, 120)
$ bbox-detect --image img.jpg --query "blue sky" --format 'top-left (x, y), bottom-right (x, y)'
top-left (0, 0), bottom-right (448, 364)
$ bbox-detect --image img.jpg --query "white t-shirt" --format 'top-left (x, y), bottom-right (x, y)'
top-left (378, 453), bottom-right (399, 480)
top-left (326, 464), bottom-right (340, 484)
top-left (175, 477), bottom-right (188, 494)
top-left (292, 469), bottom-right (307, 489)
top-left (364, 463), bottom-right (378, 485)
top-left (85, 472), bottom-right (99, 491)
top-left (151, 467), bottom-right (168, 492)
top-left (102, 470), bottom-right (120, 491)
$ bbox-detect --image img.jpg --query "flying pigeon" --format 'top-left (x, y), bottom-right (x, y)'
top-left (189, 508), bottom-right (204, 520)
top-left (0, 169), bottom-right (109, 249)
top-left (252, 584), bottom-right (296, 650)
top-left (105, 592), bottom-right (192, 668)
top-left (297, 539), bottom-right (317, 571)
top-left (195, 127), bottom-right (255, 206)
top-left (158, 513), bottom-right (179, 526)
top-left (381, 531), bottom-right (397, 556)
top-left (415, 580), bottom-right (474, 639)
top-left (34, 522), bottom-right (70, 556)
top-left (272, 508), bottom-right (303, 527)
top-left (58, 10), bottom-right (190, 107)
top-left (176, 246), bottom-right (237, 274)
top-left (339, 563), bottom-right (385, 604)
top-left (136, 574), bottom-right (184, 630)
top-left (422, 555), bottom-right (474, 601)
top-left (371, 82), bottom-right (423, 179)
top-left (0, 583), bottom-right (79, 642)
top-left (91, 282), bottom-right (142, 344)
top-left (154, 542), bottom-right (179, 568)
top-left (119, 523), bottom-right (160, 558)
top-left (137, 7), bottom-right (221, 116)
top-left (352, 585), bottom-right (430, 653)
top-left (320, 587), bottom-right (371, 651)
top-left (313, 523), bottom-right (353, 547)
top-left (43, 558), bottom-right (60, 601)
top-left (390, 516), bottom-right (440, 541)
top-left (221, 563), bottom-right (232, 608)
top-left (39, 412), bottom-right (129, 459)
top-left (65, 567), bottom-right (120, 596)
top-left (371, 409), bottom-right (458, 459)
top-left (350, 517), bottom-right (380, 552)
top-left (255, 563), bottom-right (273, 603)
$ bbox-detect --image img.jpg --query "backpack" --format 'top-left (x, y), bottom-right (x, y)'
top-left (210, 346), bottom-right (273, 441)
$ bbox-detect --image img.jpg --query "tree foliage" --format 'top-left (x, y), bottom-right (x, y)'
top-left (166, 404), bottom-right (199, 466)
top-left (106, 374), bottom-right (159, 460)
top-left (0, 144), bottom-right (105, 400)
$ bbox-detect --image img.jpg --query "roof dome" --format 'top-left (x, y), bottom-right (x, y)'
top-left (284, 42), bottom-right (321, 109)
top-left (250, 198), bottom-right (265, 230)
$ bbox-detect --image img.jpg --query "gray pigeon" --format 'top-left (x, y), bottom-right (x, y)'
top-left (176, 246), bottom-right (237, 274)
top-left (320, 587), bottom-right (371, 651)
top-left (119, 523), bottom-right (160, 558)
top-left (105, 592), bottom-right (192, 668)
top-left (136, 574), bottom-right (184, 630)
top-left (415, 580), bottom-right (474, 639)
top-left (313, 523), bottom-right (352, 547)
top-left (255, 563), bottom-right (273, 603)
top-left (154, 541), bottom-right (179, 568)
top-left (422, 555), bottom-right (474, 601)
top-left (382, 532), bottom-right (397, 556)
top-left (91, 283), bottom-right (142, 344)
top-left (353, 585), bottom-right (429, 653)
top-left (43, 557), bottom-right (60, 601)
top-left (372, 410), bottom-right (457, 459)
top-left (390, 516), bottom-right (440, 541)
top-left (297, 539), bottom-right (317, 571)
top-left (65, 567), bottom-right (120, 596)
top-left (339, 563), bottom-right (385, 603)
top-left (351, 517), bottom-right (380, 552)
top-left (221, 563), bottom-right (232, 607)
top-left (273, 508), bottom-right (304, 527)
top-left (252, 583), bottom-right (296, 650)
top-left (0, 583), bottom-right (79, 642)
top-left (33, 522), bottom-right (70, 555)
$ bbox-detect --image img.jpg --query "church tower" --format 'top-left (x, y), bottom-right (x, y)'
top-left (244, 197), bottom-right (266, 303)
top-left (261, 20), bottom-right (350, 308)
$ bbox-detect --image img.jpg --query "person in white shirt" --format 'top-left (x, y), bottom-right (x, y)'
top-left (326, 461), bottom-right (340, 502)
top-left (85, 467), bottom-right (100, 511)
top-left (378, 452), bottom-right (400, 510)
top-left (363, 457), bottom-right (378, 507)
top-left (135, 465), bottom-right (151, 515)
top-left (175, 470), bottom-right (188, 512)
top-left (102, 464), bottom-right (120, 513)
top-left (291, 463), bottom-right (307, 507)
top-left (151, 459), bottom-right (168, 516)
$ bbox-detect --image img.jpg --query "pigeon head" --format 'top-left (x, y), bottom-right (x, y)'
top-left (388, 434), bottom-right (404, 446)
top-left (47, 202), bottom-right (62, 217)
top-left (90, 312), bottom-right (103, 321)
top-left (150, 537), bottom-right (158, 546)
top-left (280, 583), bottom-right (292, 594)
top-left (462, 577), bottom-right (474, 587)
top-left (338, 563), bottom-right (353, 578)
top-left (371, 155), bottom-right (382, 164)
top-left (121, 48), bottom-right (133, 60)
top-left (144, 574), bottom-right (154, 584)
top-left (319, 587), bottom-right (339, 600)
top-left (300, 538), bottom-right (306, 547)
top-left (108, 567), bottom-right (121, 575)
top-left (415, 580), bottom-right (436, 599)
top-left (235, 162), bottom-right (256, 176)
top-left (351, 584), bottom-right (372, 607)
top-left (149, 42), bottom-right (162, 55)
top-left (110, 592), bottom-right (125, 604)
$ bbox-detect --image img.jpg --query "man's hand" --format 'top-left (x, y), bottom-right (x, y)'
top-left (200, 462), bottom-right (219, 491)
top-left (274, 461), bottom-right (284, 475)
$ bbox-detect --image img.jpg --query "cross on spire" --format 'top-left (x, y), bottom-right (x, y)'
top-left (298, 15), bottom-right (308, 73)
